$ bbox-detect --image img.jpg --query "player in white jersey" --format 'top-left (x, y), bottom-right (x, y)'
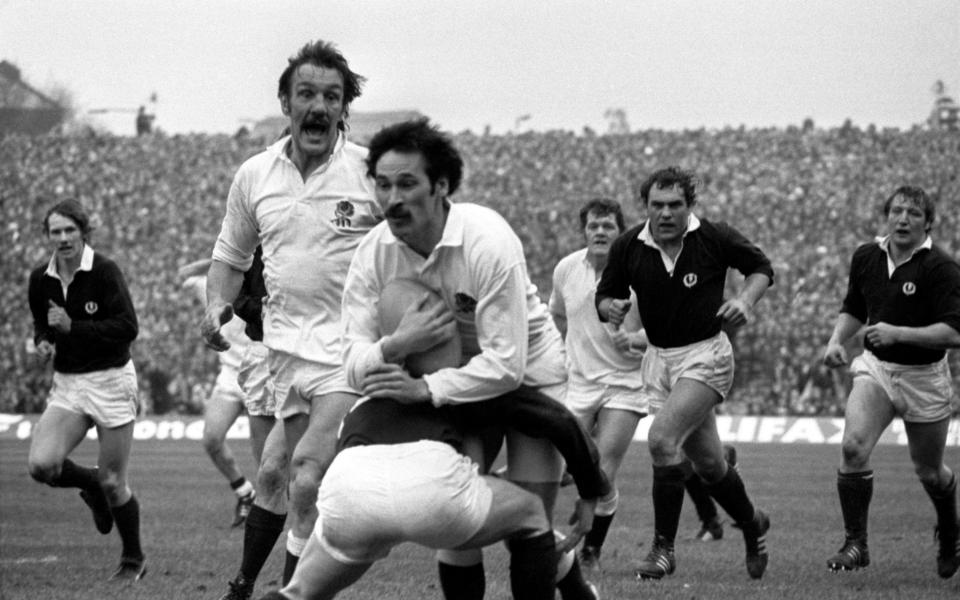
top-left (342, 119), bottom-right (598, 600)
top-left (181, 261), bottom-right (259, 527)
top-left (550, 198), bottom-right (647, 571)
top-left (202, 41), bottom-right (381, 600)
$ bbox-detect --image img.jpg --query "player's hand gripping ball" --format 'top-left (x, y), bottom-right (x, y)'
top-left (378, 278), bottom-right (461, 377)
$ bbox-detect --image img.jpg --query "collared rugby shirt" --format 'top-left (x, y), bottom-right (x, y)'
top-left (841, 236), bottom-right (960, 365)
top-left (28, 245), bottom-right (138, 373)
top-left (596, 215), bottom-right (773, 348)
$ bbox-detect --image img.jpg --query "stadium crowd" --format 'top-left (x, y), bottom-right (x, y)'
top-left (3, 124), bottom-right (959, 416)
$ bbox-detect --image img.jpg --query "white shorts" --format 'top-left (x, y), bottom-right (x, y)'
top-left (268, 350), bottom-right (356, 418)
top-left (640, 333), bottom-right (734, 412)
top-left (208, 365), bottom-right (244, 405)
top-left (316, 440), bottom-right (493, 564)
top-left (850, 350), bottom-right (954, 423)
top-left (47, 360), bottom-right (139, 429)
top-left (238, 343), bottom-right (273, 417)
top-left (565, 376), bottom-right (647, 423)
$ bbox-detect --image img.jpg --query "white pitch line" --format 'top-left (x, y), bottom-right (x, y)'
top-left (1, 555), bottom-right (59, 565)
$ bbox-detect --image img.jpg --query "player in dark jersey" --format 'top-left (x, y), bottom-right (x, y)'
top-left (26, 199), bottom-right (146, 581)
top-left (266, 279), bottom-right (609, 600)
top-left (596, 166), bottom-right (774, 581)
top-left (822, 185), bottom-right (960, 578)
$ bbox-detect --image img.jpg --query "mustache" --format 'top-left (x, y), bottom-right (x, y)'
top-left (385, 205), bottom-right (408, 219)
top-left (303, 115), bottom-right (330, 128)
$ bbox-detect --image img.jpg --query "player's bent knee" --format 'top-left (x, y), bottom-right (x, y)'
top-left (27, 461), bottom-right (58, 485)
top-left (98, 470), bottom-right (123, 501)
top-left (914, 464), bottom-right (942, 487)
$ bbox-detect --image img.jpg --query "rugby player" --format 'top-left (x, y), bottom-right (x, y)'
top-left (27, 199), bottom-right (146, 581)
top-left (341, 118), bottom-right (599, 599)
top-left (180, 259), bottom-right (256, 527)
top-left (265, 278), bottom-right (610, 600)
top-left (596, 166), bottom-right (773, 580)
top-left (203, 40), bottom-right (381, 600)
top-left (549, 197), bottom-right (648, 571)
top-left (822, 185), bottom-right (960, 578)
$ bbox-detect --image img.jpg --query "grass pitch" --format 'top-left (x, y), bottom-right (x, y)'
top-left (1, 438), bottom-right (958, 599)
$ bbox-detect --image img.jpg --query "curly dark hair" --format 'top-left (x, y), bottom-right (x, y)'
top-left (579, 197), bottom-right (625, 231)
top-left (277, 40), bottom-right (366, 131)
top-left (638, 166), bottom-right (698, 207)
top-left (365, 118), bottom-right (464, 196)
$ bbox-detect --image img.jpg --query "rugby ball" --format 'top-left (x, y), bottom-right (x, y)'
top-left (378, 278), bottom-right (462, 376)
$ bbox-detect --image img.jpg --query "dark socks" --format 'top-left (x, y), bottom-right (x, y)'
top-left (239, 505), bottom-right (286, 582)
top-left (685, 473), bottom-right (718, 523)
top-left (507, 531), bottom-right (556, 600)
top-left (557, 553), bottom-right (595, 600)
top-left (438, 561), bottom-right (485, 600)
top-left (923, 472), bottom-right (958, 536)
top-left (230, 477), bottom-right (248, 491)
top-left (837, 470), bottom-right (873, 542)
top-left (583, 513), bottom-right (614, 549)
top-left (706, 464), bottom-right (756, 525)
top-left (111, 495), bottom-right (143, 561)
top-left (51, 459), bottom-right (99, 489)
top-left (652, 465), bottom-right (687, 542)
top-left (282, 551), bottom-right (298, 586)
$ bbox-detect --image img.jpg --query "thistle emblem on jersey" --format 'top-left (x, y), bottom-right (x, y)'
top-left (683, 273), bottom-right (698, 288)
top-left (84, 301), bottom-right (98, 314)
top-left (455, 293), bottom-right (477, 314)
top-left (902, 282), bottom-right (916, 296)
top-left (332, 201), bottom-right (355, 227)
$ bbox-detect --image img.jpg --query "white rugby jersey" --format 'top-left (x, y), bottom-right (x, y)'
top-left (549, 248), bottom-right (642, 387)
top-left (342, 202), bottom-right (566, 406)
top-left (213, 134), bottom-right (380, 365)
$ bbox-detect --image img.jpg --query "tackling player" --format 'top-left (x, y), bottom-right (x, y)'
top-left (822, 185), bottom-right (960, 578)
top-left (266, 278), bottom-right (610, 600)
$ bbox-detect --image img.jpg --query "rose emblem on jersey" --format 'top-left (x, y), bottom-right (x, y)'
top-left (332, 201), bottom-right (355, 227)
top-left (902, 282), bottom-right (916, 296)
top-left (455, 293), bottom-right (478, 314)
top-left (84, 301), bottom-right (98, 314)
top-left (683, 273), bottom-right (698, 288)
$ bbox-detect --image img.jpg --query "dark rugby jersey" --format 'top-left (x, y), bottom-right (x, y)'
top-left (28, 252), bottom-right (138, 374)
top-left (233, 245), bottom-right (266, 342)
top-left (337, 386), bottom-right (611, 500)
top-left (596, 218), bottom-right (773, 348)
top-left (841, 241), bottom-right (960, 365)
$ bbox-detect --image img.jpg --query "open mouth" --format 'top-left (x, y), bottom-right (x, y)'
top-left (301, 120), bottom-right (330, 139)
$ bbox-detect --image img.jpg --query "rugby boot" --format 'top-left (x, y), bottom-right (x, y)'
top-left (80, 486), bottom-right (113, 535)
top-left (232, 490), bottom-right (256, 528)
top-left (935, 523), bottom-right (960, 578)
top-left (740, 509), bottom-right (770, 579)
top-left (826, 537), bottom-right (869, 572)
top-left (109, 557), bottom-right (147, 581)
top-left (578, 544), bottom-right (601, 572)
top-left (219, 574), bottom-right (255, 600)
top-left (635, 534), bottom-right (676, 580)
top-left (695, 516), bottom-right (724, 541)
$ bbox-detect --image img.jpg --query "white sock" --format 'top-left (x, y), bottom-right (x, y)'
top-left (286, 530), bottom-right (307, 557)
